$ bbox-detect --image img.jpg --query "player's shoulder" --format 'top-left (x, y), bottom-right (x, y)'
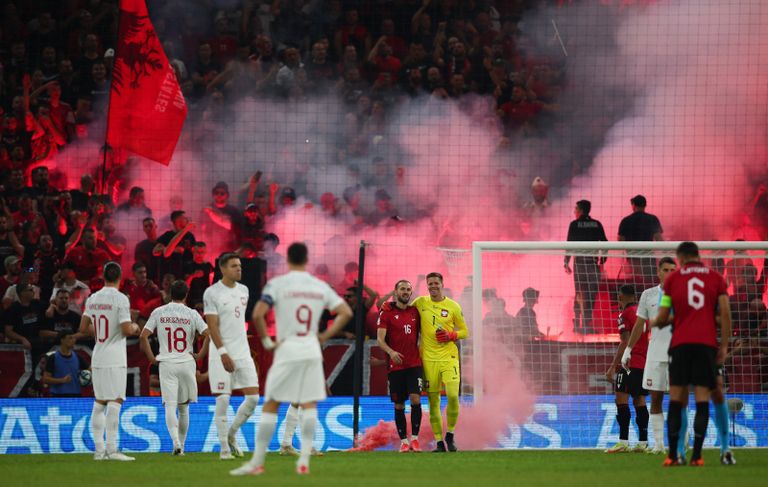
top-left (444, 296), bottom-right (463, 310)
top-left (203, 280), bottom-right (221, 295)
top-left (236, 282), bottom-right (249, 293)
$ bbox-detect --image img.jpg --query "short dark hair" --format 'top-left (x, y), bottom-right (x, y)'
top-left (170, 280), bottom-right (189, 301)
top-left (658, 256), bottom-right (676, 268)
top-left (287, 242), bottom-right (308, 265)
top-left (218, 252), bottom-right (240, 268)
top-left (394, 279), bottom-right (411, 290)
top-left (132, 262), bottom-right (146, 272)
top-left (576, 200), bottom-right (591, 215)
top-left (170, 210), bottom-right (186, 222)
top-left (55, 288), bottom-right (70, 297)
top-left (194, 241), bottom-right (207, 248)
top-left (57, 331), bottom-right (75, 343)
top-left (142, 217), bottom-right (155, 225)
top-left (129, 186), bottom-right (144, 198)
top-left (630, 195), bottom-right (647, 208)
top-left (676, 241), bottom-right (699, 259)
top-left (426, 272), bottom-right (443, 283)
top-left (103, 262), bottom-right (122, 283)
top-left (619, 284), bottom-right (635, 297)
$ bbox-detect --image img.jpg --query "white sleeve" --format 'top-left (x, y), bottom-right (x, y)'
top-left (194, 313), bottom-right (208, 334)
top-left (3, 285), bottom-right (15, 301)
top-left (144, 309), bottom-right (159, 332)
top-left (118, 295), bottom-right (131, 324)
top-left (636, 291), bottom-right (649, 320)
top-left (50, 287), bottom-right (60, 302)
top-left (324, 283), bottom-right (345, 310)
top-left (260, 280), bottom-right (276, 307)
top-left (203, 288), bottom-right (218, 316)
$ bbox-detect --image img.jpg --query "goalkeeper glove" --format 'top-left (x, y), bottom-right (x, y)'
top-left (621, 347), bottom-right (632, 368)
top-left (436, 329), bottom-right (458, 343)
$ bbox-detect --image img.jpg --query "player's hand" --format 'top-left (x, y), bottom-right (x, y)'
top-left (388, 350), bottom-right (404, 365)
top-left (20, 338), bottom-right (32, 350)
top-left (605, 365), bottom-right (616, 383)
top-left (564, 264), bottom-right (572, 275)
top-left (129, 323), bottom-right (140, 336)
top-left (436, 329), bottom-right (457, 343)
top-left (717, 346), bottom-right (728, 365)
top-left (61, 374), bottom-right (72, 383)
top-left (621, 348), bottom-right (632, 368)
top-left (221, 353), bottom-right (235, 372)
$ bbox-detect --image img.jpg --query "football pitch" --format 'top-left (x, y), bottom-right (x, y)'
top-left (3, 449), bottom-right (767, 487)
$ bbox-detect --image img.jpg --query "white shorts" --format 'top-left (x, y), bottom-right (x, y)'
top-left (643, 360), bottom-right (669, 392)
top-left (265, 358), bottom-right (326, 404)
top-left (93, 366), bottom-right (127, 401)
top-left (208, 357), bottom-right (259, 395)
top-left (159, 360), bottom-right (198, 404)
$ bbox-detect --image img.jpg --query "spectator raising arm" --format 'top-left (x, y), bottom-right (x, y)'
top-left (163, 222), bottom-right (196, 258)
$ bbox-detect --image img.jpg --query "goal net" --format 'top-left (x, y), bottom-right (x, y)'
top-left (458, 241), bottom-right (768, 449)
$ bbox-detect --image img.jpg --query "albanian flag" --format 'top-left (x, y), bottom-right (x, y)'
top-left (106, 0), bottom-right (187, 165)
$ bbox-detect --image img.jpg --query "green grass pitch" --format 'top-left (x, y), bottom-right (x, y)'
top-left (2, 449), bottom-right (767, 487)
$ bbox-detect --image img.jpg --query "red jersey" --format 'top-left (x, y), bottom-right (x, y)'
top-left (377, 305), bottom-right (421, 372)
top-left (65, 246), bottom-right (110, 282)
top-left (618, 303), bottom-right (648, 369)
top-left (663, 261), bottom-right (727, 349)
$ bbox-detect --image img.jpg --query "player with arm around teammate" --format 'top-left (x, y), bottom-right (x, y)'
top-left (140, 280), bottom-right (209, 455)
top-left (377, 279), bottom-right (423, 453)
top-left (654, 242), bottom-right (732, 467)
top-left (78, 262), bottom-right (140, 461)
top-left (231, 242), bottom-right (352, 476)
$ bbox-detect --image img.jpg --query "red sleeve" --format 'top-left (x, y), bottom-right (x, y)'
top-left (618, 309), bottom-right (629, 333)
top-left (376, 310), bottom-right (389, 330)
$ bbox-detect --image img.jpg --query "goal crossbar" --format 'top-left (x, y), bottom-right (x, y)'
top-left (470, 241), bottom-right (768, 400)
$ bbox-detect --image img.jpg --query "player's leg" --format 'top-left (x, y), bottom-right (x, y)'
top-left (90, 367), bottom-right (109, 459)
top-left (104, 367), bottom-right (132, 461)
top-left (177, 401), bottom-right (190, 454)
top-left (408, 368), bottom-right (424, 451)
top-left (231, 399), bottom-right (280, 476)
top-left (214, 393), bottom-right (233, 457)
top-left (389, 370), bottom-right (409, 451)
top-left (606, 368), bottom-right (631, 453)
top-left (209, 353), bottom-right (234, 458)
top-left (666, 384), bottom-right (687, 464)
top-left (630, 370), bottom-right (649, 451)
top-left (442, 361), bottom-right (461, 452)
top-left (690, 385), bottom-right (711, 465)
top-left (280, 403), bottom-right (301, 455)
top-left (711, 368), bottom-right (734, 464)
top-left (649, 391), bottom-right (666, 452)
top-left (159, 362), bottom-right (181, 452)
top-left (228, 360), bottom-right (261, 457)
top-left (423, 361), bottom-right (444, 451)
top-left (91, 399), bottom-right (107, 460)
top-left (296, 401), bottom-right (318, 473)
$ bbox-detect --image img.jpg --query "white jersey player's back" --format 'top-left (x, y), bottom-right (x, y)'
top-left (637, 285), bottom-right (672, 362)
top-left (145, 302), bottom-right (208, 363)
top-left (261, 270), bottom-right (344, 363)
top-left (86, 286), bottom-right (132, 368)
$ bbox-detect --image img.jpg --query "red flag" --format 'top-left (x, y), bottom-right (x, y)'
top-left (106, 0), bottom-right (187, 165)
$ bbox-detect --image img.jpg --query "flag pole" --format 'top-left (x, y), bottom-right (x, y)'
top-left (101, 1), bottom-right (125, 196)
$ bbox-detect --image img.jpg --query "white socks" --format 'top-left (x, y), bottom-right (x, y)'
top-left (250, 412), bottom-right (277, 468)
top-left (299, 408), bottom-right (318, 467)
top-left (105, 402), bottom-right (122, 453)
top-left (651, 413), bottom-right (665, 449)
top-left (281, 404), bottom-right (300, 447)
top-left (178, 403), bottom-right (190, 448)
top-left (215, 394), bottom-right (231, 452)
top-left (231, 395), bottom-right (259, 436)
top-left (165, 402), bottom-right (180, 448)
top-left (91, 402), bottom-right (106, 453)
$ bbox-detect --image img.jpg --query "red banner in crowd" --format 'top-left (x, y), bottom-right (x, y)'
top-left (106, 0), bottom-right (187, 165)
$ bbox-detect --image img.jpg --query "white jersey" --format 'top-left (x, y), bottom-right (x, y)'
top-left (203, 280), bottom-right (250, 361)
top-left (86, 287), bottom-right (132, 368)
top-left (261, 270), bottom-right (345, 363)
top-left (145, 302), bottom-right (208, 364)
top-left (637, 285), bottom-right (671, 362)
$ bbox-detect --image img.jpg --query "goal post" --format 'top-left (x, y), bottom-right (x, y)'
top-left (470, 241), bottom-right (768, 402)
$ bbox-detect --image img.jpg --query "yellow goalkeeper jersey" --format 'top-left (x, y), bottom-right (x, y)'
top-left (412, 295), bottom-right (469, 362)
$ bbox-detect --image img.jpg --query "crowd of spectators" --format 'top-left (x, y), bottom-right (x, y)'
top-left (0, 0), bottom-right (766, 396)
